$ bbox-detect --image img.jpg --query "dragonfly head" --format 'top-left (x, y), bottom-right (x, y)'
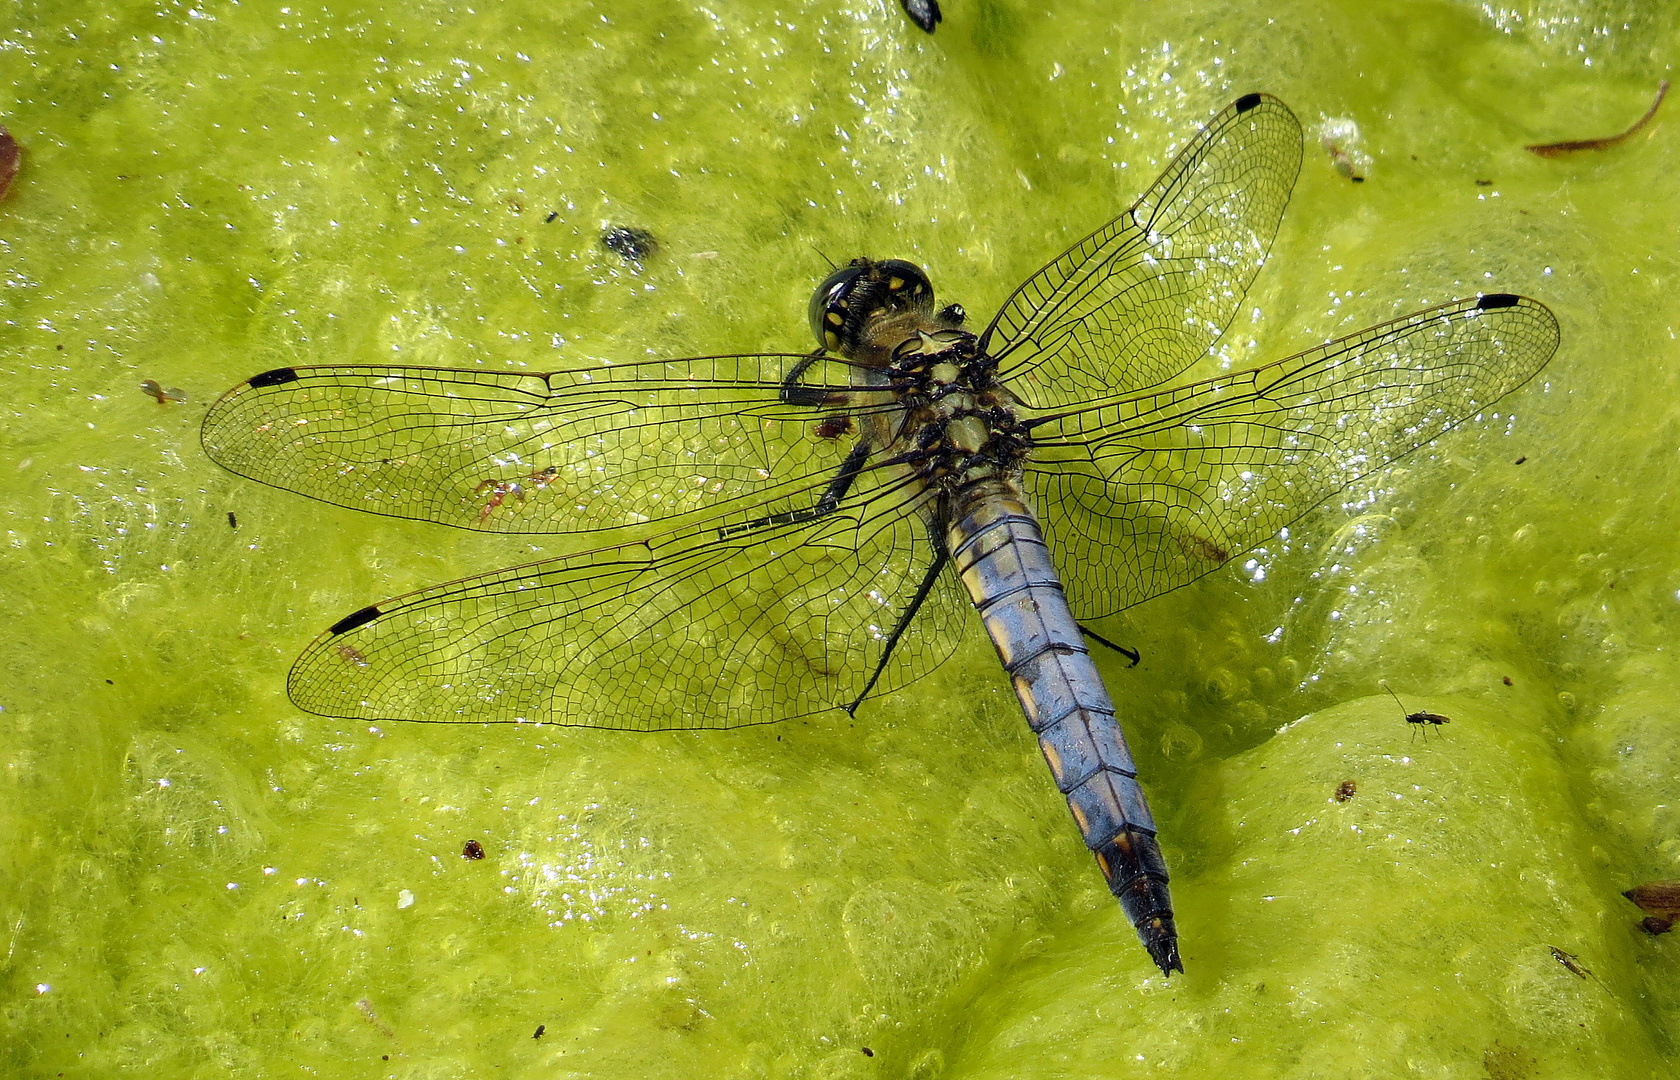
top-left (809, 258), bottom-right (941, 355)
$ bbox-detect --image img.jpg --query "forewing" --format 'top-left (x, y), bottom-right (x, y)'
top-left (982, 93), bottom-right (1303, 410)
top-left (286, 469), bottom-right (971, 729)
top-left (201, 356), bottom-right (881, 535)
top-left (1022, 295), bottom-right (1561, 618)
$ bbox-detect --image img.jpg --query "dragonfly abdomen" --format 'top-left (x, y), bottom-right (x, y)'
top-left (945, 478), bottom-right (1182, 975)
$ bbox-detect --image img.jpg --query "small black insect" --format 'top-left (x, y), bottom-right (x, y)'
top-left (544, 211), bottom-right (558, 223)
top-left (861, 1047), bottom-right (874, 1057)
top-left (898, 0), bottom-right (941, 32)
top-left (461, 839), bottom-right (486, 860)
top-left (1382, 685), bottom-right (1450, 741)
top-left (1333, 780), bottom-right (1357, 802)
top-left (533, 1024), bottom-right (546, 1039)
top-left (601, 225), bottom-right (657, 263)
top-left (227, 511), bottom-right (238, 529)
top-left (1514, 455), bottom-right (1527, 464)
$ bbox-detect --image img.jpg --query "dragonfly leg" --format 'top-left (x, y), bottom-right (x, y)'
top-left (1078, 623), bottom-right (1141, 668)
top-left (778, 349), bottom-right (833, 407)
top-left (844, 539), bottom-right (950, 716)
top-left (719, 439), bottom-right (872, 538)
top-left (812, 439), bottom-right (871, 517)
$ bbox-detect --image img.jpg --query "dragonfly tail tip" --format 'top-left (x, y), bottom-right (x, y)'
top-left (1098, 831), bottom-right (1182, 976)
top-left (1149, 936), bottom-right (1184, 977)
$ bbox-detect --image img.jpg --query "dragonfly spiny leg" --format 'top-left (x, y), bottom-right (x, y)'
top-left (1077, 624), bottom-right (1141, 668)
top-left (778, 349), bottom-right (834, 407)
top-left (845, 540), bottom-right (950, 716)
top-left (718, 438), bottom-right (872, 539)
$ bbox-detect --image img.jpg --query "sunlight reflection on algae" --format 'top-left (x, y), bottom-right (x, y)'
top-left (2, 0), bottom-right (1678, 1076)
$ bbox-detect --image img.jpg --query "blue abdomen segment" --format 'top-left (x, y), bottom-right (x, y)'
top-left (947, 482), bottom-right (1181, 975)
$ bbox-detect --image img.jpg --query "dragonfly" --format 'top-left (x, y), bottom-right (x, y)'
top-left (201, 93), bottom-right (1561, 976)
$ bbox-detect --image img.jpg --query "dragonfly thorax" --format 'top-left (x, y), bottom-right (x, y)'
top-left (885, 326), bottom-right (1030, 489)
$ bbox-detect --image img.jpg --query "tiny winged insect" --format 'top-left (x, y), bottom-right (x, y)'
top-left (1548, 945), bottom-right (1593, 980)
top-left (202, 94), bottom-right (1561, 976)
top-left (139, 379), bottom-right (188, 404)
top-left (1382, 684), bottom-right (1451, 742)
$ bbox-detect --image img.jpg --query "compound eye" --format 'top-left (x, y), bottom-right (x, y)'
top-left (808, 258), bottom-right (937, 354)
top-left (809, 263), bottom-right (866, 351)
top-left (876, 260), bottom-right (934, 310)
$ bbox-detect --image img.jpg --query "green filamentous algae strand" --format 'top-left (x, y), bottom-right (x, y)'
top-left (2, 1), bottom-right (1677, 1076)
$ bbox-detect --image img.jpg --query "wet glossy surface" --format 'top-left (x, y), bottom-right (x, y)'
top-left (4, 0), bottom-right (1678, 1075)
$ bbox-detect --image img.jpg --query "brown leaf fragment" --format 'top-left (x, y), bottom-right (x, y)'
top-left (1624, 880), bottom-right (1680, 926)
top-left (0, 124), bottom-right (18, 199)
top-left (1528, 80), bottom-right (1668, 157)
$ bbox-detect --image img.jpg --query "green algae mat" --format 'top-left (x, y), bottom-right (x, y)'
top-left (4, 0), bottom-right (1679, 1075)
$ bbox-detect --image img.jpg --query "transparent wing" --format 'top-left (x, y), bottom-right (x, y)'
top-left (1020, 295), bottom-right (1561, 619)
top-left (982, 93), bottom-right (1303, 410)
top-left (200, 355), bottom-right (889, 535)
top-left (285, 463), bottom-right (972, 729)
